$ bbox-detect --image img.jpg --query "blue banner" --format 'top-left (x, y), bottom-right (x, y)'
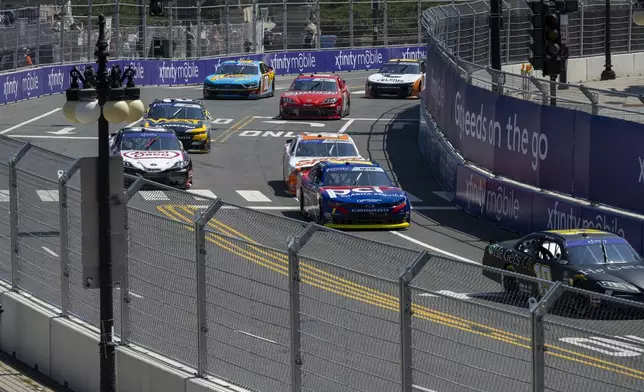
top-left (0, 46), bottom-right (423, 107)
top-left (424, 38), bottom-right (644, 216)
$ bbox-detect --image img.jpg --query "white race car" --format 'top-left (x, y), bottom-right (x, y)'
top-left (282, 132), bottom-right (365, 195)
top-left (110, 126), bottom-right (194, 189)
top-left (365, 58), bottom-right (426, 98)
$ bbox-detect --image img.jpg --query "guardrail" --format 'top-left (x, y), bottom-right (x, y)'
top-left (1, 135), bottom-right (644, 392)
top-left (422, 1), bottom-right (644, 219)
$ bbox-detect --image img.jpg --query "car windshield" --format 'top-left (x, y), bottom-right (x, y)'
top-left (295, 141), bottom-right (357, 157)
top-left (217, 64), bottom-right (258, 74)
top-left (147, 104), bottom-right (204, 120)
top-left (290, 79), bottom-right (337, 92)
top-left (565, 238), bottom-right (644, 265)
top-left (324, 168), bottom-right (392, 187)
top-left (379, 63), bottom-right (420, 74)
top-left (120, 134), bottom-right (182, 151)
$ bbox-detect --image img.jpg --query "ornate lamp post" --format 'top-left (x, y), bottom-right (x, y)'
top-left (61, 14), bottom-right (144, 392)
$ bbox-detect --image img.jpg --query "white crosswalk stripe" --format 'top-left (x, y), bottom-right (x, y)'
top-left (187, 189), bottom-right (217, 201)
top-left (236, 190), bottom-right (272, 202)
top-left (139, 191), bottom-right (170, 201)
top-left (36, 190), bottom-right (59, 202)
top-left (0, 190), bottom-right (9, 202)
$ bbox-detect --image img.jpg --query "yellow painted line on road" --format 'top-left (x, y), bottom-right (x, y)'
top-left (212, 115), bottom-right (254, 143)
top-left (156, 204), bottom-right (644, 381)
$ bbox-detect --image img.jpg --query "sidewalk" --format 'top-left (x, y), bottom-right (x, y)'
top-left (0, 351), bottom-right (71, 392)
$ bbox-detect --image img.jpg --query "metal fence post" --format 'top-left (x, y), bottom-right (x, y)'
top-left (169, 1), bottom-right (174, 59)
top-left (505, 5), bottom-right (512, 63)
top-left (197, 0), bottom-right (202, 59)
top-left (195, 198), bottom-right (223, 377)
top-left (13, 16), bottom-right (19, 70)
top-left (383, 0), bottom-right (388, 47)
top-left (88, 1), bottom-right (93, 63)
top-left (252, 0), bottom-right (258, 53)
top-left (580, 3), bottom-right (585, 57)
top-left (36, 5), bottom-right (41, 65)
top-left (578, 85), bottom-right (599, 115)
top-left (114, 0), bottom-right (121, 59)
top-left (315, 0), bottom-right (321, 50)
top-left (283, 0), bottom-right (288, 50)
top-left (530, 282), bottom-right (563, 392)
top-left (628, 1), bottom-right (633, 52)
top-left (225, 0), bottom-right (231, 55)
top-left (8, 143), bottom-right (32, 290)
top-left (399, 251), bottom-right (430, 392)
top-left (287, 222), bottom-right (319, 392)
top-left (119, 176), bottom-right (148, 344)
top-left (59, 10), bottom-right (65, 64)
top-left (417, 0), bottom-right (422, 45)
top-left (58, 159), bottom-right (82, 316)
top-left (349, 0), bottom-right (354, 48)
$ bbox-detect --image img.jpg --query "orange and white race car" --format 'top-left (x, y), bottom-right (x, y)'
top-left (365, 58), bottom-right (426, 98)
top-left (282, 132), bottom-right (365, 195)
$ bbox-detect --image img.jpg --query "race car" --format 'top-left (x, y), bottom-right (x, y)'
top-left (203, 59), bottom-right (275, 99)
top-left (279, 74), bottom-right (351, 119)
top-left (282, 132), bottom-right (364, 195)
top-left (296, 160), bottom-right (411, 230)
top-left (365, 58), bottom-right (426, 98)
top-left (109, 126), bottom-right (193, 189)
top-left (142, 98), bottom-right (212, 153)
top-left (482, 229), bottom-right (644, 303)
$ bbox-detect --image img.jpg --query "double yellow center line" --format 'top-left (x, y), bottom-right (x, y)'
top-left (156, 204), bottom-right (644, 382)
top-left (212, 116), bottom-right (254, 143)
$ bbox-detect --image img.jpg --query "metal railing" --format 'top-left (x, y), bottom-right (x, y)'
top-left (1, 136), bottom-right (643, 392)
top-left (423, 0), bottom-right (644, 123)
top-left (0, 0), bottom-right (443, 73)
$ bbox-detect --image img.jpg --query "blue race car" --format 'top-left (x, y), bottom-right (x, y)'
top-left (296, 160), bottom-right (411, 229)
top-left (203, 59), bottom-right (276, 99)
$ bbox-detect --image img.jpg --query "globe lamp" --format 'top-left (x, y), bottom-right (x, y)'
top-left (103, 100), bottom-right (129, 123)
top-left (126, 99), bottom-right (145, 123)
top-left (62, 101), bottom-right (79, 123)
top-left (75, 100), bottom-right (101, 124)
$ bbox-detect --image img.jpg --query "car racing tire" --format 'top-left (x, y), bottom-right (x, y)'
top-left (299, 192), bottom-right (307, 218)
top-left (501, 265), bottom-right (519, 293)
top-left (344, 97), bottom-right (351, 117)
top-left (316, 200), bottom-right (325, 225)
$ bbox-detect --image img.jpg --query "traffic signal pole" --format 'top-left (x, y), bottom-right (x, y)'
top-left (601, 0), bottom-right (616, 80)
top-left (549, 75), bottom-right (557, 106)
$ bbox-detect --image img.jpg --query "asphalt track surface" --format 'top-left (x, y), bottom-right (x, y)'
top-left (0, 71), bottom-right (643, 392)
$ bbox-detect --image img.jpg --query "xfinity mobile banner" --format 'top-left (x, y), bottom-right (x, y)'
top-left (425, 38), bottom-right (644, 216)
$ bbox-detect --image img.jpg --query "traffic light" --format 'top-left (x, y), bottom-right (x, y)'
top-left (150, 0), bottom-right (164, 16)
top-left (543, 10), bottom-right (562, 75)
top-left (528, 0), bottom-right (546, 71)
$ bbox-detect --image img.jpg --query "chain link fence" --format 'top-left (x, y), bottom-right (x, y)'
top-left (0, 0), bottom-right (441, 73)
top-left (1, 134), bottom-right (643, 392)
top-left (424, 0), bottom-right (644, 123)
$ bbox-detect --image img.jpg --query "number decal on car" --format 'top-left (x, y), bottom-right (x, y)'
top-left (533, 263), bottom-right (553, 295)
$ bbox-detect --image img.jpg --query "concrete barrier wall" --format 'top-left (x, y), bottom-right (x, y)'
top-left (502, 52), bottom-right (644, 83)
top-left (0, 282), bottom-right (243, 392)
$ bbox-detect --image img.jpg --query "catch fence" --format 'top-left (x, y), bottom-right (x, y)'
top-left (423, 0), bottom-right (644, 122)
top-left (1, 136), bottom-right (643, 392)
top-left (1, 0), bottom-right (443, 73)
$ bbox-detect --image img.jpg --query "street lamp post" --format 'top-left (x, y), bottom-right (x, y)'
top-left (61, 14), bottom-right (144, 392)
top-left (601, 0), bottom-right (616, 80)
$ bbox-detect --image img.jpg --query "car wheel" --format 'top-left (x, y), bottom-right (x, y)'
top-left (502, 265), bottom-right (519, 293)
top-left (299, 192), bottom-right (307, 218)
top-left (316, 200), bottom-right (326, 225)
top-left (345, 96), bottom-right (351, 116)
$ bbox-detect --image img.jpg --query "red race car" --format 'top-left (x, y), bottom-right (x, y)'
top-left (279, 74), bottom-right (351, 120)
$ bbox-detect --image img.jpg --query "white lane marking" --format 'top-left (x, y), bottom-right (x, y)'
top-left (413, 385), bottom-right (438, 392)
top-left (263, 120), bottom-right (325, 128)
top-left (236, 190), bottom-right (272, 202)
top-left (126, 118), bottom-right (143, 128)
top-left (0, 190), bottom-right (9, 202)
top-left (389, 231), bottom-right (478, 264)
top-left (46, 127), bottom-right (76, 135)
top-left (42, 246), bottom-right (59, 258)
top-left (342, 118), bottom-right (420, 122)
top-left (237, 330), bottom-right (279, 345)
top-left (418, 290), bottom-right (471, 300)
top-left (37, 190), bottom-right (59, 202)
top-left (211, 118), bottom-right (233, 125)
top-left (413, 206), bottom-right (459, 211)
top-left (114, 287), bottom-right (144, 299)
top-left (0, 108), bottom-right (62, 134)
top-left (351, 90), bottom-right (365, 95)
top-left (338, 118), bottom-right (355, 134)
top-left (9, 135), bottom-right (98, 140)
top-left (187, 189), bottom-right (217, 201)
top-left (139, 191), bottom-right (170, 201)
top-left (252, 115), bottom-right (274, 119)
top-left (433, 191), bottom-right (453, 202)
